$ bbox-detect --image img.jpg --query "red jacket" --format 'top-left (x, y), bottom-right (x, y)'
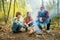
top-left (23, 16), bottom-right (33, 25)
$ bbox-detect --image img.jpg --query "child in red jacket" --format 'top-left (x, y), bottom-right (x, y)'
top-left (23, 12), bottom-right (33, 31)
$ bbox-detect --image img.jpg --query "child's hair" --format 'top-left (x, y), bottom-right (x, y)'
top-left (16, 12), bottom-right (21, 17)
top-left (27, 12), bottom-right (30, 15)
top-left (27, 12), bottom-right (29, 14)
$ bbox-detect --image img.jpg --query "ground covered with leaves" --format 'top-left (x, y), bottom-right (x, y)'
top-left (0, 24), bottom-right (60, 40)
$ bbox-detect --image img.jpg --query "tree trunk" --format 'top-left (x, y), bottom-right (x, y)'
top-left (13, 0), bottom-right (16, 18)
top-left (7, 0), bottom-right (12, 23)
top-left (2, 0), bottom-right (7, 24)
top-left (0, 0), bottom-right (1, 8)
top-left (57, 0), bottom-right (59, 26)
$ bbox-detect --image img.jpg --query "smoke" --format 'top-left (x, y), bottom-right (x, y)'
top-left (25, 0), bottom-right (59, 20)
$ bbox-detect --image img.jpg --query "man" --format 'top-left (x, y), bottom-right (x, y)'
top-left (36, 6), bottom-right (51, 34)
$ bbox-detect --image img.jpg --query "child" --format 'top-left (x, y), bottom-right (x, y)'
top-left (23, 12), bottom-right (33, 31)
top-left (12, 12), bottom-right (24, 33)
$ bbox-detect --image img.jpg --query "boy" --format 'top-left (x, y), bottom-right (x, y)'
top-left (12, 12), bottom-right (25, 33)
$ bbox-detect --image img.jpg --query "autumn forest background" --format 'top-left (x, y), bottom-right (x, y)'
top-left (0, 0), bottom-right (60, 40)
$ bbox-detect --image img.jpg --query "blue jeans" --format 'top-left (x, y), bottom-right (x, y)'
top-left (36, 19), bottom-right (51, 30)
top-left (12, 22), bottom-right (22, 32)
top-left (28, 22), bottom-right (33, 27)
top-left (24, 22), bottom-right (33, 31)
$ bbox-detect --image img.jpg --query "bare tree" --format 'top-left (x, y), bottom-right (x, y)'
top-left (57, 0), bottom-right (59, 26)
top-left (0, 0), bottom-right (2, 11)
top-left (13, 0), bottom-right (16, 18)
top-left (2, 0), bottom-right (7, 23)
top-left (42, 0), bottom-right (44, 6)
top-left (7, 0), bottom-right (12, 23)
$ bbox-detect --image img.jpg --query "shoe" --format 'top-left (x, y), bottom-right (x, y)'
top-left (36, 30), bottom-right (43, 35)
top-left (13, 31), bottom-right (17, 33)
top-left (46, 30), bottom-right (50, 33)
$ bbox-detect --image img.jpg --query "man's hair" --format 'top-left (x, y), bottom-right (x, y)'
top-left (40, 6), bottom-right (45, 10)
top-left (16, 12), bottom-right (21, 17)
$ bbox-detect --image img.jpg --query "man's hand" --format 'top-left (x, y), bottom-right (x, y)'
top-left (40, 17), bottom-right (43, 22)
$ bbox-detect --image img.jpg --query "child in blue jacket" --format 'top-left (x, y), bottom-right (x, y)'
top-left (12, 12), bottom-right (23, 33)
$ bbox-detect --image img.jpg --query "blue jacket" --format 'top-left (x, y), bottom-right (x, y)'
top-left (37, 9), bottom-right (50, 24)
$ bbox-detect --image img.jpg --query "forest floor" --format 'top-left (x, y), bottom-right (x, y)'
top-left (0, 24), bottom-right (60, 40)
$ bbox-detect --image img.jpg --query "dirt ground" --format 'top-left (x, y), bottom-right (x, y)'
top-left (0, 24), bottom-right (60, 40)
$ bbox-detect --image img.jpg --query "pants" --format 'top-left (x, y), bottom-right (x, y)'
top-left (24, 22), bottom-right (33, 31)
top-left (36, 19), bottom-right (51, 30)
top-left (12, 23), bottom-right (22, 33)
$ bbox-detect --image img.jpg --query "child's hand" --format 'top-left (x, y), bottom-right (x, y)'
top-left (26, 24), bottom-right (29, 27)
top-left (20, 28), bottom-right (25, 32)
top-left (24, 23), bottom-right (29, 27)
top-left (28, 21), bottom-right (32, 25)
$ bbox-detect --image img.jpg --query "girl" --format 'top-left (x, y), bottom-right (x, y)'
top-left (23, 12), bottom-right (33, 32)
